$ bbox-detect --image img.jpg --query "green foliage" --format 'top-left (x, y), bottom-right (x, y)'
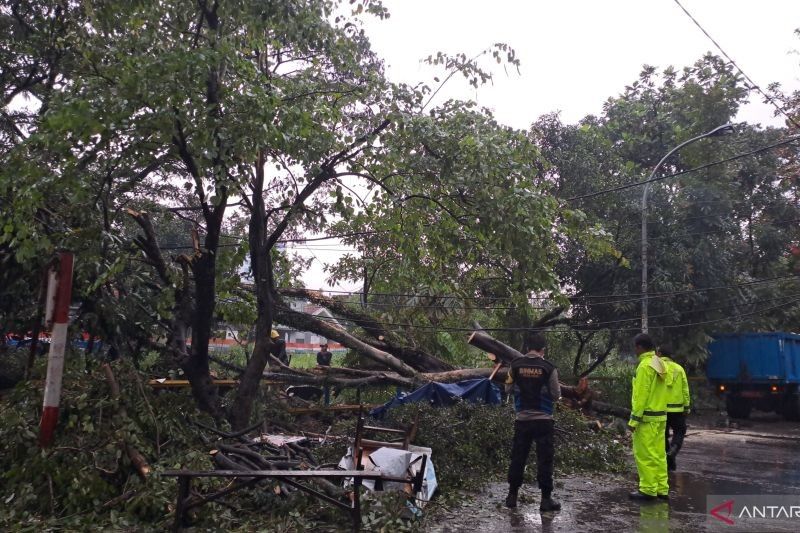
top-left (0, 355), bottom-right (421, 531)
top-left (0, 355), bottom-right (214, 531)
top-left (537, 54), bottom-right (800, 362)
top-left (374, 402), bottom-right (629, 492)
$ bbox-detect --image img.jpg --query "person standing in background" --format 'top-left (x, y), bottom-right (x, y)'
top-left (657, 344), bottom-right (690, 471)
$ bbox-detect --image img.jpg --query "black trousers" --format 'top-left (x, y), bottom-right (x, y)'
top-left (507, 419), bottom-right (555, 495)
top-left (665, 412), bottom-right (687, 458)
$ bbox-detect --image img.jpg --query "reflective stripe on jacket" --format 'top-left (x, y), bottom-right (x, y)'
top-left (629, 351), bottom-right (669, 428)
top-left (661, 356), bottom-right (691, 413)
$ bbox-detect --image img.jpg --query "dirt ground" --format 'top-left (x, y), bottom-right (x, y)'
top-left (426, 410), bottom-right (800, 532)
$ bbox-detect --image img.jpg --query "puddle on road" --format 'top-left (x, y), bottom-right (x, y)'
top-left (427, 424), bottom-right (800, 532)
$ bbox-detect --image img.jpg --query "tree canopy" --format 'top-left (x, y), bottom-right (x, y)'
top-left (2, 1), bottom-right (800, 426)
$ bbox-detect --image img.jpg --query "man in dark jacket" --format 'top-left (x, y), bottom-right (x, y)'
top-left (316, 343), bottom-right (332, 367)
top-left (504, 331), bottom-right (561, 512)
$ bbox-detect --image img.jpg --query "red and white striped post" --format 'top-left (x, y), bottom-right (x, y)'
top-left (39, 252), bottom-right (74, 448)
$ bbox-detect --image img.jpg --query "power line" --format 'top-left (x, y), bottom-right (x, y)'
top-left (672, 0), bottom-right (800, 130)
top-left (575, 290), bottom-right (800, 329)
top-left (647, 216), bottom-right (800, 242)
top-left (282, 292), bottom-right (800, 334)
top-left (301, 274), bottom-right (797, 303)
top-left (290, 287), bottom-right (800, 325)
top-left (567, 134), bottom-right (800, 201)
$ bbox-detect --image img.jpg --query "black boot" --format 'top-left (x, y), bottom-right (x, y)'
top-left (629, 490), bottom-right (657, 502)
top-left (505, 487), bottom-right (518, 508)
top-left (540, 496), bottom-right (561, 512)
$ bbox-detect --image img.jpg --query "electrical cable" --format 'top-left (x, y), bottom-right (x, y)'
top-left (647, 217), bottom-right (800, 242)
top-left (284, 274), bottom-right (797, 303)
top-left (298, 277), bottom-right (799, 312)
top-left (672, 0), bottom-right (800, 130)
top-left (279, 292), bottom-right (800, 334)
top-left (566, 134), bottom-right (800, 201)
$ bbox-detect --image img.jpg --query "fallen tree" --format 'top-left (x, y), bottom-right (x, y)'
top-left (278, 288), bottom-right (454, 372)
top-left (466, 328), bottom-right (635, 416)
top-left (210, 311), bottom-right (629, 419)
top-left (273, 302), bottom-right (420, 377)
top-left (262, 365), bottom-right (510, 390)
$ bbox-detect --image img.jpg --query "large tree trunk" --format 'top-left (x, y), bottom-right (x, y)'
top-left (467, 328), bottom-right (592, 403)
top-left (467, 329), bottom-right (524, 365)
top-left (591, 400), bottom-right (631, 419)
top-left (229, 151), bottom-right (274, 430)
top-left (264, 365), bottom-right (508, 388)
top-left (274, 302), bottom-right (420, 377)
top-left (185, 196), bottom-right (229, 420)
top-left (229, 118), bottom-right (393, 428)
top-left (278, 287), bottom-right (453, 372)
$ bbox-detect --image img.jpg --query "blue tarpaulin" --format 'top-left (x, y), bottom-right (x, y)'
top-left (369, 378), bottom-right (501, 418)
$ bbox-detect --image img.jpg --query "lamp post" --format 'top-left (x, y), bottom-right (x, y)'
top-left (641, 123), bottom-right (735, 333)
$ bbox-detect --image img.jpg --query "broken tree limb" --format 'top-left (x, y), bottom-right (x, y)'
top-left (467, 330), bottom-right (523, 365)
top-left (590, 400), bottom-right (631, 419)
top-left (466, 329), bottom-right (591, 404)
top-left (274, 303), bottom-right (419, 378)
top-left (101, 363), bottom-right (151, 478)
top-left (269, 362), bottom-right (628, 419)
top-left (264, 366), bottom-right (510, 389)
top-left (278, 287), bottom-right (454, 372)
top-left (264, 372), bottom-right (415, 389)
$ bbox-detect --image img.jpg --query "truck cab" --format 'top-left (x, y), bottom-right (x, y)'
top-left (706, 332), bottom-right (800, 420)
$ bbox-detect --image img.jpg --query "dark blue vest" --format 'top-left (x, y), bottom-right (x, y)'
top-left (511, 356), bottom-right (556, 414)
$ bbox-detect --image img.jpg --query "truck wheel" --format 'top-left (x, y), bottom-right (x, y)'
top-left (726, 396), bottom-right (752, 419)
top-left (782, 395), bottom-right (800, 421)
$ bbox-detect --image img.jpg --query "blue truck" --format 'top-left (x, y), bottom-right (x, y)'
top-left (706, 332), bottom-right (800, 420)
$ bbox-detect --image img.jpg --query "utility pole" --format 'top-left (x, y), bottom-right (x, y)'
top-left (641, 124), bottom-right (735, 332)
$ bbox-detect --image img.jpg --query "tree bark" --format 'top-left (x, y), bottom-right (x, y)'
top-left (129, 208), bottom-right (223, 419)
top-left (278, 287), bottom-right (453, 372)
top-left (187, 250), bottom-right (224, 417)
top-left (466, 330), bottom-right (524, 365)
top-left (274, 302), bottom-right (420, 377)
top-left (591, 400), bottom-right (631, 419)
top-left (230, 150), bottom-right (275, 430)
top-left (264, 365), bottom-right (507, 388)
top-left (467, 329), bottom-right (592, 403)
top-left (229, 120), bottom-right (392, 429)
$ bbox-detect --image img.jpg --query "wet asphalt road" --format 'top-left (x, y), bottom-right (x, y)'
top-left (427, 413), bottom-right (800, 532)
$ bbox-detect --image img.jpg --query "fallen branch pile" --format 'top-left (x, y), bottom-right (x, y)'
top-left (188, 418), bottom-right (343, 500)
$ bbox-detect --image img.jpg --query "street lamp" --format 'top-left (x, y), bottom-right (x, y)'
top-left (641, 123), bottom-right (735, 333)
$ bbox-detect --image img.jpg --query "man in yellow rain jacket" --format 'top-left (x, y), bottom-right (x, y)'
top-left (629, 333), bottom-right (671, 502)
top-left (657, 344), bottom-right (690, 471)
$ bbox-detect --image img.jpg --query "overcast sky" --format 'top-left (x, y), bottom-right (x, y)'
top-left (298, 0), bottom-right (800, 291)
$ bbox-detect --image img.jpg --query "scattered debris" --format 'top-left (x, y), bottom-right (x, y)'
top-left (339, 446), bottom-right (437, 510)
top-left (165, 415), bottom-right (430, 530)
